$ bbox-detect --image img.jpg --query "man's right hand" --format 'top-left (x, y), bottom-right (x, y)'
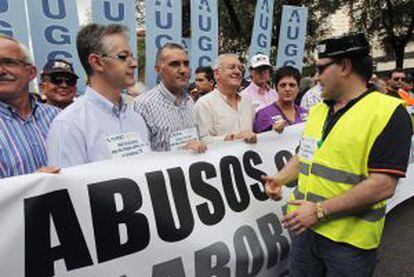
top-left (36, 166), bottom-right (61, 174)
top-left (262, 175), bottom-right (283, 201)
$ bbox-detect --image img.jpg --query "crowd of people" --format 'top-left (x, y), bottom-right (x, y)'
top-left (0, 22), bottom-right (413, 276)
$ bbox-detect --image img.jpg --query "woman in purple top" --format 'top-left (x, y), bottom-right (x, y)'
top-left (253, 66), bottom-right (308, 133)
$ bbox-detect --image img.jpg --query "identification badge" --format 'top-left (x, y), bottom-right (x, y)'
top-left (105, 132), bottom-right (150, 159)
top-left (170, 127), bottom-right (199, 151)
top-left (298, 136), bottom-right (317, 161)
top-left (271, 115), bottom-right (283, 122)
top-left (300, 112), bottom-right (309, 121)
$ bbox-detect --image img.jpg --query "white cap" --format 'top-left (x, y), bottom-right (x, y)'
top-left (250, 53), bottom-right (272, 69)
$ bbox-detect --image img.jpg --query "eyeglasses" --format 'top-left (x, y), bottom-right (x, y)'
top-left (48, 74), bottom-right (77, 87)
top-left (101, 53), bottom-right (137, 63)
top-left (392, 77), bottom-right (405, 82)
top-left (0, 57), bottom-right (31, 68)
top-left (316, 60), bottom-right (337, 75)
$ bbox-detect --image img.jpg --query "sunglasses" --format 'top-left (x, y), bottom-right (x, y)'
top-left (49, 75), bottom-right (77, 87)
top-left (316, 60), bottom-right (337, 75)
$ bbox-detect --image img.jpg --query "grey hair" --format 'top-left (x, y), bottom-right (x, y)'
top-left (0, 35), bottom-right (34, 64)
top-left (155, 43), bottom-right (186, 65)
top-left (76, 23), bottom-right (129, 76)
top-left (213, 54), bottom-right (239, 70)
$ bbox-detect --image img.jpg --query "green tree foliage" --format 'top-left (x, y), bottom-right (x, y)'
top-left (345, 0), bottom-right (414, 68)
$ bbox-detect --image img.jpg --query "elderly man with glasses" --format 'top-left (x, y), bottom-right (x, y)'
top-left (47, 23), bottom-right (150, 168)
top-left (0, 35), bottom-right (60, 178)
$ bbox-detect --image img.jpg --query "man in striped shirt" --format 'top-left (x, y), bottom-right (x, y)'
top-left (0, 35), bottom-right (60, 178)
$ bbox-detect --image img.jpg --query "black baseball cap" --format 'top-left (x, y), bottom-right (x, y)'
top-left (41, 59), bottom-right (79, 79)
top-left (316, 33), bottom-right (370, 59)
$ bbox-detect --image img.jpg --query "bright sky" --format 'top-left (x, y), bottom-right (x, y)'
top-left (76, 0), bottom-right (91, 24)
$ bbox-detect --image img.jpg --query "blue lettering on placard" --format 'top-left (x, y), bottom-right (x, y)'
top-left (155, 11), bottom-right (172, 29)
top-left (257, 33), bottom-right (267, 48)
top-left (288, 9), bottom-right (300, 23)
top-left (48, 51), bottom-right (72, 60)
top-left (182, 39), bottom-right (188, 49)
top-left (198, 15), bottom-right (211, 32)
top-left (287, 26), bottom-right (299, 40)
top-left (261, 0), bottom-right (269, 13)
top-left (285, 44), bottom-right (298, 56)
top-left (155, 0), bottom-right (172, 8)
top-left (0, 20), bottom-right (12, 36)
top-left (104, 1), bottom-right (125, 21)
top-left (45, 25), bottom-right (71, 45)
top-left (42, 0), bottom-right (66, 20)
top-left (155, 34), bottom-right (172, 48)
top-left (199, 56), bottom-right (212, 67)
top-left (0, 0), bottom-right (9, 13)
top-left (199, 36), bottom-right (212, 51)
top-left (199, 0), bottom-right (211, 12)
top-left (283, 60), bottom-right (296, 66)
top-left (259, 13), bottom-right (268, 29)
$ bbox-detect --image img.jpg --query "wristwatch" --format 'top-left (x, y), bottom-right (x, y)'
top-left (315, 202), bottom-right (326, 221)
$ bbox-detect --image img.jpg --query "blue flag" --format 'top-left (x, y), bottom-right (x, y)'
top-left (0, 0), bottom-right (30, 46)
top-left (25, 0), bottom-right (85, 94)
top-left (248, 0), bottom-right (275, 63)
top-left (145, 0), bottom-right (182, 88)
top-left (190, 0), bottom-right (218, 75)
top-left (276, 5), bottom-right (308, 71)
top-left (92, 0), bottom-right (137, 79)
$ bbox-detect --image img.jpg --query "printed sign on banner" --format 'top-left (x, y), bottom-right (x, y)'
top-left (0, 126), bottom-right (413, 276)
top-left (25, 0), bottom-right (85, 94)
top-left (92, 0), bottom-right (137, 79)
top-left (0, 0), bottom-right (30, 46)
top-left (145, 0), bottom-right (182, 88)
top-left (190, 0), bottom-right (218, 76)
top-left (276, 5), bottom-right (308, 71)
top-left (248, 0), bottom-right (275, 65)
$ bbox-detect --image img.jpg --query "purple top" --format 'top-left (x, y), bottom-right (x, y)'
top-left (253, 103), bottom-right (309, 133)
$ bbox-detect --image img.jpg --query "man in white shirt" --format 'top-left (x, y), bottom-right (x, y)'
top-left (194, 54), bottom-right (256, 143)
top-left (47, 24), bottom-right (150, 167)
top-left (240, 53), bottom-right (277, 112)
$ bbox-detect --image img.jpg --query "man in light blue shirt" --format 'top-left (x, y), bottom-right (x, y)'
top-left (47, 24), bottom-right (150, 168)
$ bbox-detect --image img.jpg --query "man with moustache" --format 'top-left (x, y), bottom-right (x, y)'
top-left (194, 54), bottom-right (256, 143)
top-left (134, 43), bottom-right (206, 152)
top-left (40, 59), bottom-right (78, 109)
top-left (47, 24), bottom-right (150, 167)
top-left (263, 33), bottom-right (412, 276)
top-left (0, 35), bottom-right (60, 177)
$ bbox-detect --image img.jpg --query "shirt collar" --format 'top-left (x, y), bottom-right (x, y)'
top-left (86, 86), bottom-right (128, 117)
top-left (0, 94), bottom-right (39, 120)
top-left (158, 82), bottom-right (190, 106)
top-left (249, 81), bottom-right (271, 95)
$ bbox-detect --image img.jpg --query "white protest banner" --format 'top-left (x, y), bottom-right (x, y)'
top-left (190, 0), bottom-right (218, 72)
top-left (248, 0), bottom-right (276, 63)
top-left (0, 125), bottom-right (413, 276)
top-left (145, 0), bottom-right (182, 88)
top-left (276, 5), bottom-right (308, 71)
top-left (25, 0), bottom-right (85, 94)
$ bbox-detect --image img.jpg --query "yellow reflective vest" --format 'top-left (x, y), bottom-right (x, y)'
top-left (288, 91), bottom-right (403, 249)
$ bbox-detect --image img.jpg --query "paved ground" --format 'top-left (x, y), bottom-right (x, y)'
top-left (374, 197), bottom-right (414, 277)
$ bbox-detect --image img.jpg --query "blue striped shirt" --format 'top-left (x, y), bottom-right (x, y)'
top-left (0, 97), bottom-right (60, 178)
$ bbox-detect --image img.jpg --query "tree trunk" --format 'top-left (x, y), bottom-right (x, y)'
top-left (393, 44), bottom-right (405, 69)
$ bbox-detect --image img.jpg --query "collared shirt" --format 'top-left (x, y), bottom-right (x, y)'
top-left (300, 84), bottom-right (323, 111)
top-left (134, 82), bottom-right (197, 151)
top-left (0, 96), bottom-right (60, 178)
top-left (240, 81), bottom-right (278, 112)
top-left (194, 89), bottom-right (255, 142)
top-left (47, 86), bottom-right (150, 168)
top-left (253, 103), bottom-right (308, 133)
